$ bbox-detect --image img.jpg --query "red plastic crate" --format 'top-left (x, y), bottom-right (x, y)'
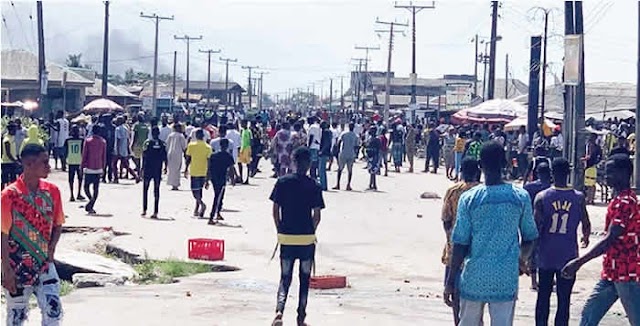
top-left (188, 238), bottom-right (224, 261)
top-left (310, 275), bottom-right (347, 289)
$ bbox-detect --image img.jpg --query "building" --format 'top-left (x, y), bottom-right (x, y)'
top-left (1, 49), bottom-right (95, 116)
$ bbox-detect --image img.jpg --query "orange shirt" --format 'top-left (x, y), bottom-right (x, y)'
top-left (1, 176), bottom-right (65, 285)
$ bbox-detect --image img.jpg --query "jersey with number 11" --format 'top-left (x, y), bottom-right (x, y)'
top-left (537, 187), bottom-right (585, 270)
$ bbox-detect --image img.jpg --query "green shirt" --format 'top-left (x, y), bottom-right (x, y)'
top-left (133, 123), bottom-right (149, 147)
top-left (241, 128), bottom-right (252, 149)
top-left (66, 138), bottom-right (83, 165)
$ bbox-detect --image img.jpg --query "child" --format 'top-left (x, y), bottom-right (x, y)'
top-left (65, 124), bottom-right (85, 201)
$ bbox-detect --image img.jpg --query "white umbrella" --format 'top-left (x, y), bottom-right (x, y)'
top-left (82, 98), bottom-right (124, 114)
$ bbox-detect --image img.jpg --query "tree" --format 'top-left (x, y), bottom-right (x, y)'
top-left (66, 53), bottom-right (83, 67)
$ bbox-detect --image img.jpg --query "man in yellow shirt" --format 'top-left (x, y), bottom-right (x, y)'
top-left (185, 129), bottom-right (212, 218)
top-left (2, 123), bottom-right (19, 188)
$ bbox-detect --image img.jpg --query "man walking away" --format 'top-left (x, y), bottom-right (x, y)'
top-left (405, 124), bottom-right (417, 173)
top-left (307, 117), bottom-right (321, 181)
top-left (517, 126), bottom-right (529, 180)
top-left (2, 122), bottom-right (19, 189)
top-left (2, 144), bottom-right (65, 325)
top-left (444, 141), bottom-right (538, 325)
top-left (131, 114), bottom-right (150, 178)
top-left (65, 125), bottom-right (85, 202)
top-left (270, 147), bottom-right (325, 326)
top-left (441, 157), bottom-right (480, 325)
top-left (238, 120), bottom-right (253, 185)
top-left (424, 123), bottom-right (441, 174)
top-left (113, 116), bottom-right (138, 183)
top-left (206, 138), bottom-right (237, 225)
top-left (185, 129), bottom-right (212, 218)
top-left (562, 154), bottom-right (640, 326)
top-left (523, 163), bottom-right (552, 291)
top-left (534, 158), bottom-right (590, 326)
top-left (53, 111), bottom-right (69, 172)
top-left (141, 127), bottom-right (167, 219)
top-left (165, 123), bottom-right (187, 190)
top-left (81, 124), bottom-right (106, 215)
top-left (318, 121), bottom-right (333, 191)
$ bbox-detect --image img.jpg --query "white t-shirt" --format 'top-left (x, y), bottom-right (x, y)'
top-left (158, 125), bottom-right (171, 143)
top-left (55, 118), bottom-right (69, 147)
top-left (330, 128), bottom-right (340, 148)
top-left (189, 127), bottom-right (211, 143)
top-left (184, 125), bottom-right (195, 139)
top-left (210, 137), bottom-right (237, 162)
top-left (227, 129), bottom-right (242, 149)
top-left (353, 123), bottom-right (364, 137)
top-left (308, 123), bottom-right (321, 150)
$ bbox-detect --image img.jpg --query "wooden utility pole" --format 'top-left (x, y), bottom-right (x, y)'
top-left (487, 1), bottom-right (499, 100)
top-left (473, 34), bottom-right (479, 96)
top-left (351, 59), bottom-right (366, 112)
top-left (198, 48), bottom-right (221, 107)
top-left (220, 57), bottom-right (238, 108)
top-left (354, 45), bottom-right (380, 111)
top-left (172, 51), bottom-right (177, 105)
top-left (101, 1), bottom-right (110, 98)
top-left (505, 53), bottom-right (509, 99)
top-left (395, 1), bottom-right (435, 105)
top-left (174, 35), bottom-right (203, 109)
top-left (339, 76), bottom-right (345, 112)
top-left (635, 0), bottom-right (640, 188)
top-left (36, 1), bottom-right (46, 112)
top-left (140, 12), bottom-right (174, 116)
top-left (376, 19), bottom-right (408, 124)
top-left (257, 71), bottom-right (269, 110)
top-left (329, 78), bottom-right (333, 114)
top-left (241, 65), bottom-right (259, 110)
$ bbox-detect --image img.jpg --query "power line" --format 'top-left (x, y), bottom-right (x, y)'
top-left (174, 34), bottom-right (203, 106)
top-left (198, 48), bottom-right (222, 106)
top-left (9, 1), bottom-right (34, 52)
top-left (376, 18), bottom-right (408, 122)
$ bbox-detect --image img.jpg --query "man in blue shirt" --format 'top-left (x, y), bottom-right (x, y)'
top-left (523, 162), bottom-right (552, 291)
top-left (444, 141), bottom-right (538, 325)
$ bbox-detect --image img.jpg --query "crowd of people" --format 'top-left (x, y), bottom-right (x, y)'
top-left (1, 107), bottom-right (639, 326)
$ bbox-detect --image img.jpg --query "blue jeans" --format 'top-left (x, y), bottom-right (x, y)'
top-left (459, 298), bottom-right (515, 326)
top-left (580, 280), bottom-right (640, 326)
top-left (318, 155), bottom-right (328, 191)
top-left (4, 263), bottom-right (63, 326)
top-left (309, 149), bottom-right (319, 181)
top-left (454, 152), bottom-right (463, 178)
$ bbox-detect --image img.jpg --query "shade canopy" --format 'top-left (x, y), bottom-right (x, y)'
top-left (452, 99), bottom-right (526, 124)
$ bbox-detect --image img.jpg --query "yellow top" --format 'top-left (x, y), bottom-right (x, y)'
top-left (453, 137), bottom-right (466, 152)
top-left (277, 234), bottom-right (316, 246)
top-left (186, 140), bottom-right (212, 177)
top-left (2, 135), bottom-right (17, 163)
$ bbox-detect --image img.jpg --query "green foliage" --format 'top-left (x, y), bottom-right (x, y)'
top-left (60, 280), bottom-right (74, 296)
top-left (133, 259), bottom-right (211, 285)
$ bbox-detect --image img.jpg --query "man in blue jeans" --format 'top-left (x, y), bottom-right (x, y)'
top-left (562, 154), bottom-right (640, 326)
top-left (444, 141), bottom-right (538, 325)
top-left (270, 147), bottom-right (325, 326)
top-left (534, 158), bottom-right (591, 326)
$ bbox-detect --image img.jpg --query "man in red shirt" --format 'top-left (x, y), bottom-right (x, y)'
top-left (2, 143), bottom-right (65, 325)
top-left (562, 153), bottom-right (640, 325)
top-left (81, 124), bottom-right (107, 215)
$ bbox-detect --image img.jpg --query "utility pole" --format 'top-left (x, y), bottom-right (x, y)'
top-left (351, 59), bottom-right (366, 112)
top-left (574, 1), bottom-right (586, 192)
top-left (340, 76), bottom-right (345, 112)
top-left (531, 7), bottom-right (552, 121)
top-left (172, 51), bottom-right (177, 105)
top-left (395, 1), bottom-right (435, 105)
top-left (481, 42), bottom-right (490, 100)
top-left (174, 34), bottom-right (203, 109)
top-left (36, 1), bottom-right (46, 112)
top-left (257, 71), bottom-right (269, 110)
top-left (487, 1), bottom-right (499, 100)
top-left (101, 1), bottom-right (109, 98)
top-left (376, 19), bottom-right (408, 124)
top-left (354, 45), bottom-right (380, 111)
top-left (220, 57), bottom-right (238, 108)
top-left (241, 65), bottom-right (258, 110)
top-left (198, 48), bottom-right (221, 107)
top-left (329, 78), bottom-right (333, 114)
top-left (141, 12), bottom-right (174, 116)
top-left (635, 0), bottom-right (640, 188)
top-left (505, 53), bottom-right (509, 99)
top-left (473, 34), bottom-right (479, 96)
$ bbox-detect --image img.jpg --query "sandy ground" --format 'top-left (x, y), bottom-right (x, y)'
top-left (1, 156), bottom-right (630, 325)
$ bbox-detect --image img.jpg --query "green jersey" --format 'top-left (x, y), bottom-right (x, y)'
top-left (66, 138), bottom-right (83, 165)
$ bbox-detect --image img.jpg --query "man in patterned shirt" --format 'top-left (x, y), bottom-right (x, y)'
top-left (1, 144), bottom-right (65, 325)
top-left (444, 141), bottom-right (538, 325)
top-left (562, 153), bottom-right (640, 325)
top-left (441, 157), bottom-right (480, 325)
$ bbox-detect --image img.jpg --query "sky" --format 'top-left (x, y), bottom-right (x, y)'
top-left (1, 0), bottom-right (634, 98)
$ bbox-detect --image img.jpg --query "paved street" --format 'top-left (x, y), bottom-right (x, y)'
top-left (4, 157), bottom-right (629, 325)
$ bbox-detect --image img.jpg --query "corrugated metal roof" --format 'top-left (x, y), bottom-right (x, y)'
top-left (85, 79), bottom-right (138, 98)
top-left (1, 50), bottom-right (94, 86)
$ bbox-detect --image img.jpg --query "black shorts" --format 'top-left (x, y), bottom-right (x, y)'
top-left (280, 244), bottom-right (315, 260)
top-left (190, 176), bottom-right (206, 191)
top-left (85, 173), bottom-right (101, 184)
top-left (144, 174), bottom-right (161, 183)
top-left (68, 165), bottom-right (81, 179)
